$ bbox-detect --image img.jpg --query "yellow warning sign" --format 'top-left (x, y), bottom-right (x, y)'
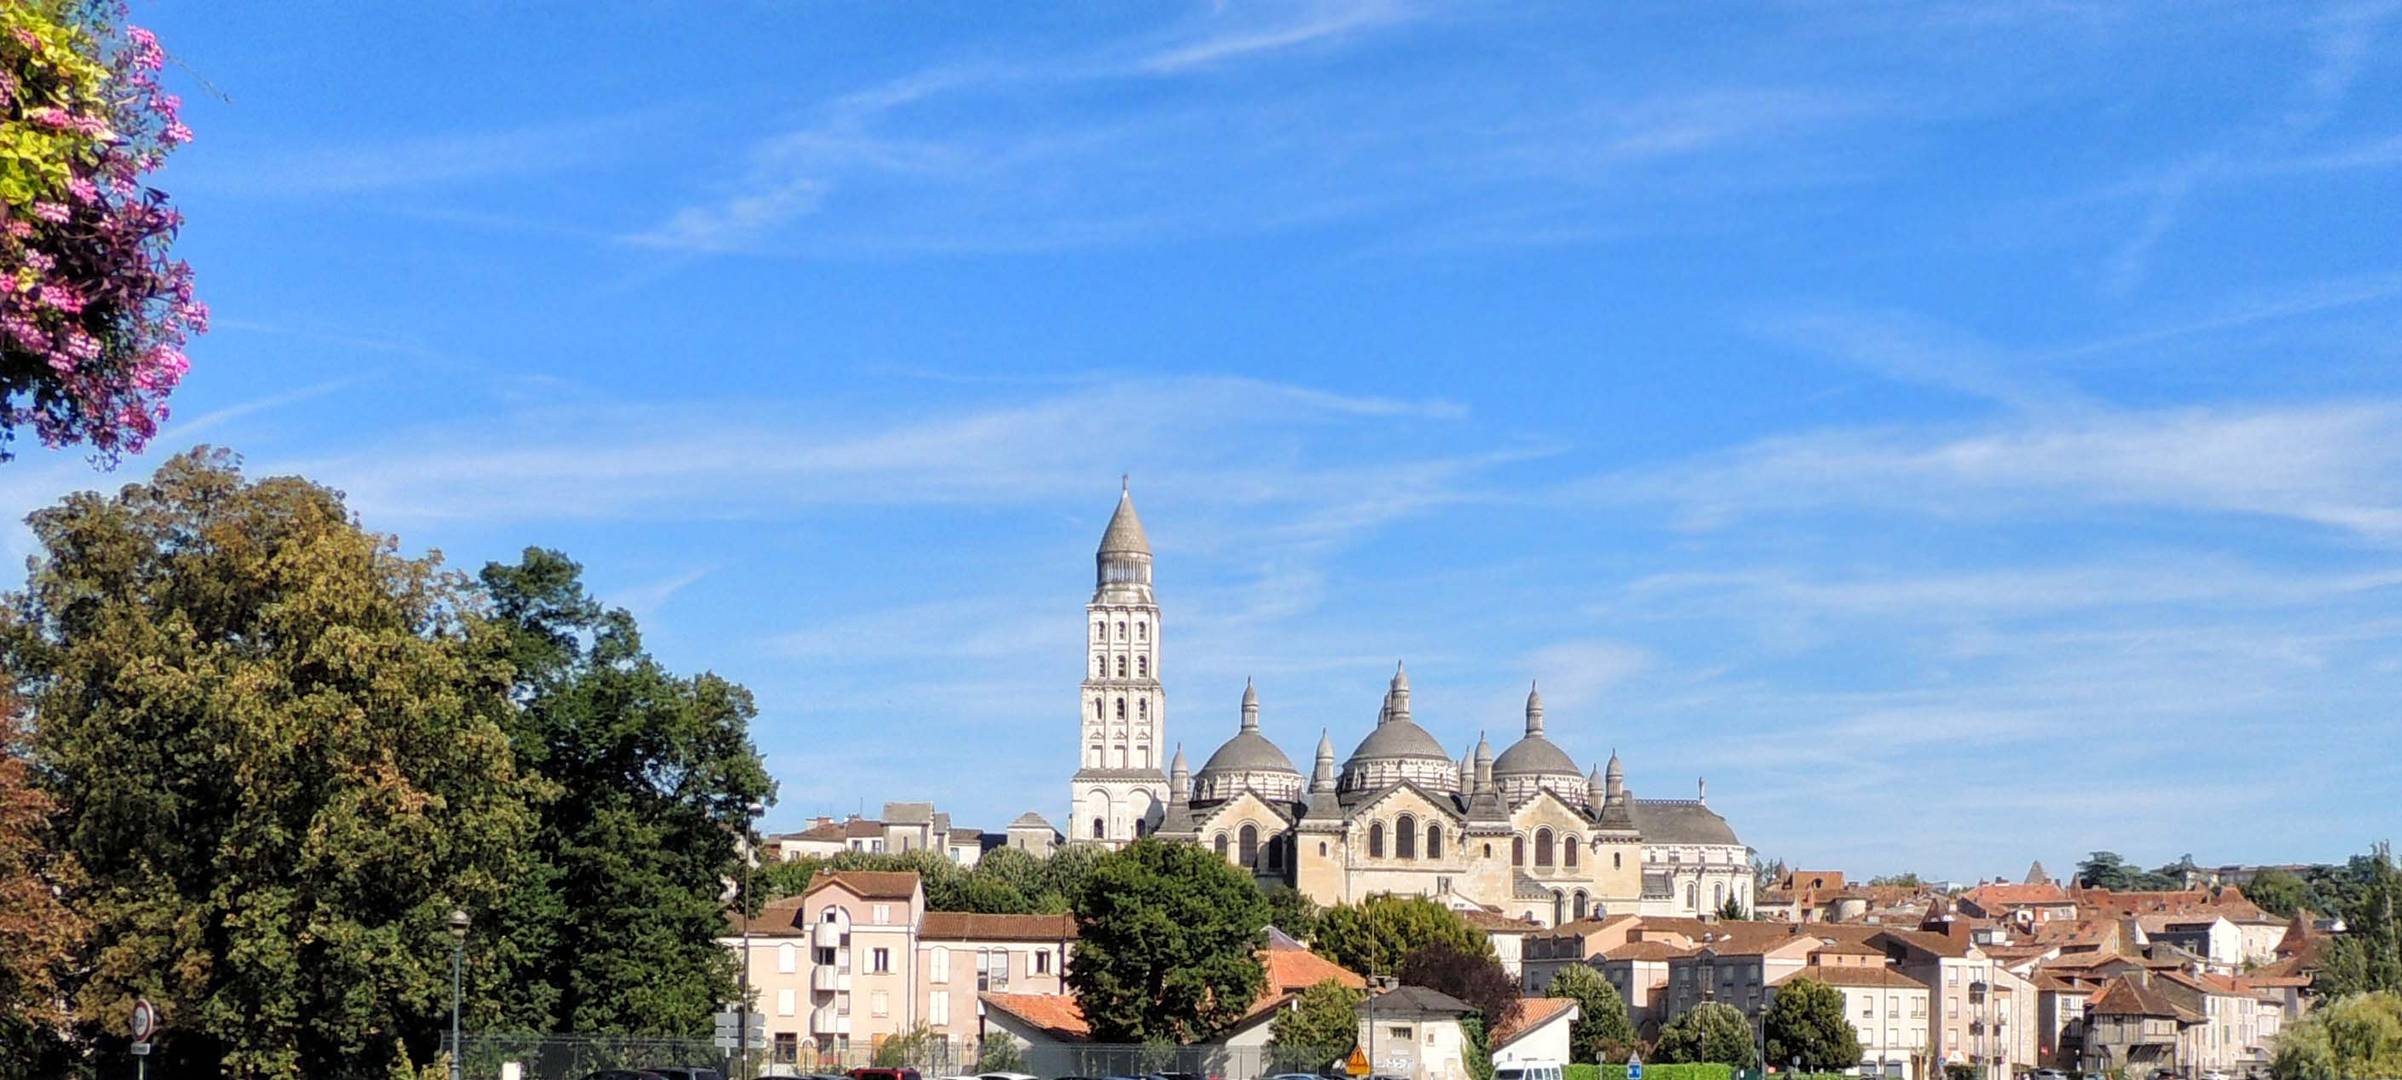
top-left (1346, 1047), bottom-right (1371, 1077)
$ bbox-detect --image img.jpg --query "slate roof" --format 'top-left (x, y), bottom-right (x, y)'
top-left (2089, 976), bottom-right (2201, 1022)
top-left (1099, 489), bottom-right (1151, 554)
top-left (1363, 986), bottom-right (1475, 1019)
top-left (1626, 799), bottom-right (1740, 846)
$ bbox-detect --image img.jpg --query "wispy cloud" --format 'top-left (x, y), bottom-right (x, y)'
top-left (1139, 0), bottom-right (1419, 73)
top-left (186, 113), bottom-right (655, 197)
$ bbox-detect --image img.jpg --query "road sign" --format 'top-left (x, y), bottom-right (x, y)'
top-left (1628, 1055), bottom-right (1642, 1080)
top-left (1346, 1047), bottom-right (1370, 1077)
top-left (713, 1009), bottom-right (766, 1034)
top-left (131, 1043), bottom-right (150, 1056)
top-left (131, 998), bottom-right (158, 1042)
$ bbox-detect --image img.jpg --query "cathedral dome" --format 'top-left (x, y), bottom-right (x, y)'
top-left (1338, 663), bottom-right (1460, 795)
top-left (1194, 680), bottom-right (1304, 803)
top-left (1491, 683), bottom-right (1588, 809)
top-left (1491, 736), bottom-right (1580, 778)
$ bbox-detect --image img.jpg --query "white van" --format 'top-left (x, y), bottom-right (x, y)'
top-left (1495, 1061), bottom-right (1565, 1080)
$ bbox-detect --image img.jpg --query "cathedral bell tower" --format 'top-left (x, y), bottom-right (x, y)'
top-left (1069, 480), bottom-right (1168, 846)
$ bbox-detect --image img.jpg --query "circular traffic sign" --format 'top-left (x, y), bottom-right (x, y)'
top-left (130, 998), bottom-right (157, 1041)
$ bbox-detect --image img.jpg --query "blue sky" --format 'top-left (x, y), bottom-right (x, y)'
top-left (7, 1), bottom-right (2400, 879)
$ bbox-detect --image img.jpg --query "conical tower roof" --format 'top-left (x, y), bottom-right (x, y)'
top-left (1098, 481), bottom-right (1150, 555)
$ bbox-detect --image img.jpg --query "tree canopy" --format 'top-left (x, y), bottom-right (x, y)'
top-left (1270, 977), bottom-right (1361, 1071)
top-left (478, 548), bottom-right (772, 1036)
top-left (2317, 842), bottom-right (2402, 999)
top-left (2074, 851), bottom-right (2183, 892)
top-left (2, 449), bottom-right (537, 1079)
top-left (2269, 990), bottom-right (2402, 1080)
top-left (1314, 893), bottom-right (1489, 979)
top-left (1546, 963), bottom-right (1635, 1063)
top-left (1655, 1002), bottom-right (1757, 1068)
top-left (1398, 939), bottom-right (1521, 1032)
top-left (1066, 838), bottom-right (1268, 1042)
top-left (1763, 976), bottom-right (1862, 1071)
top-left (0, 696), bottom-right (84, 1074)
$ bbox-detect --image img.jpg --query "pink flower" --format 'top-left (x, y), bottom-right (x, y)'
top-left (10, 28), bottom-right (38, 49)
top-left (31, 203), bottom-right (70, 224)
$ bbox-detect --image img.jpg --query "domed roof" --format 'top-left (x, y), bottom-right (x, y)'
top-left (1199, 729), bottom-right (1299, 777)
top-left (1492, 735), bottom-right (1580, 777)
top-left (1347, 718), bottom-right (1452, 764)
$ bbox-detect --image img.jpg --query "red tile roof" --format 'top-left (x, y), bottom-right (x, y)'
top-left (919, 911), bottom-right (1078, 942)
top-left (1491, 997), bottom-right (1578, 1049)
top-left (981, 992), bottom-right (1092, 1040)
top-left (2089, 976), bottom-right (2201, 1022)
top-left (1603, 941), bottom-right (1691, 962)
top-left (723, 895), bottom-right (811, 937)
top-left (1772, 963), bottom-right (1928, 990)
top-left (808, 869), bottom-right (921, 900)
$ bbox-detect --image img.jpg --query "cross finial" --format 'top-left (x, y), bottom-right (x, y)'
top-left (1121, 473), bottom-right (1129, 493)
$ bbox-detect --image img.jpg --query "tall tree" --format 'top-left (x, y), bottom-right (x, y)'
top-left (1270, 977), bottom-right (1361, 1070)
top-left (1067, 838), bottom-right (1268, 1042)
top-left (1546, 964), bottom-right (1636, 1063)
top-left (2268, 990), bottom-right (2402, 1080)
top-left (0, 695), bottom-right (85, 1074)
top-left (2317, 842), bottom-right (2402, 999)
top-left (1265, 884), bottom-right (1324, 941)
top-left (479, 548), bottom-right (773, 1036)
top-left (1315, 894), bottom-right (1490, 980)
top-left (2, 449), bottom-right (537, 1080)
top-left (1398, 940), bottom-right (1522, 1033)
top-left (1763, 976), bottom-right (1862, 1071)
top-left (1654, 1003), bottom-right (1758, 1068)
top-left (2244, 870), bottom-right (2313, 920)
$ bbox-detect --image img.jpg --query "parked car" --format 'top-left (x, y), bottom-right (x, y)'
top-left (2027, 1070), bottom-right (2069, 1080)
top-left (849, 1069), bottom-right (923, 1080)
top-left (573, 1072), bottom-right (663, 1080)
top-left (649, 1069), bottom-right (728, 1080)
top-left (979, 1073), bottom-right (1040, 1080)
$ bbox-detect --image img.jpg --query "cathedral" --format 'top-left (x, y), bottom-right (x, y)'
top-left (1064, 484), bottom-right (1751, 927)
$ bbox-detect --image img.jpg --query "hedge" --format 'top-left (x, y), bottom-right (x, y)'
top-left (1566, 1064), bottom-right (1736, 1080)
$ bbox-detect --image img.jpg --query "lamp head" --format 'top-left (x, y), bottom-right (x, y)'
top-left (448, 907), bottom-right (470, 940)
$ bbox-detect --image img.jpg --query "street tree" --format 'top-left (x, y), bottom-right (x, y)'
top-left (2244, 870), bottom-right (2312, 920)
top-left (2318, 842), bottom-right (2402, 999)
top-left (1398, 940), bottom-right (1522, 1033)
top-left (479, 548), bottom-right (773, 1037)
top-left (2269, 990), bottom-right (2402, 1080)
top-left (1067, 838), bottom-right (1268, 1042)
top-left (1654, 1002), bottom-right (1758, 1068)
top-left (0, 696), bottom-right (85, 1075)
top-left (2, 449), bottom-right (537, 1080)
top-left (1314, 894), bottom-right (1489, 980)
top-left (1546, 964), bottom-right (1636, 1063)
top-left (1265, 884), bottom-right (1324, 941)
top-left (1763, 976), bottom-right (1863, 1071)
top-left (1269, 977), bottom-right (1361, 1071)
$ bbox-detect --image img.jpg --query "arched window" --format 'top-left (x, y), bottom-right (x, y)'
top-left (1092, 817), bottom-right (1106, 839)
top-left (1093, 699), bottom-right (1103, 720)
top-left (1137, 699), bottom-right (1147, 720)
top-left (1552, 890), bottom-right (1566, 925)
top-left (1117, 621), bottom-right (1127, 639)
top-left (1115, 698), bottom-right (1126, 720)
top-left (1573, 891), bottom-right (1589, 920)
top-left (1137, 655), bottom-right (1148, 677)
top-left (1214, 833), bottom-right (1228, 858)
top-left (1714, 882), bottom-right (1727, 909)
top-left (1427, 824), bottom-right (1443, 859)
top-left (1369, 822), bottom-right (1386, 858)
top-left (1137, 622), bottom-right (1147, 641)
top-left (1095, 655), bottom-right (1105, 676)
top-left (1239, 824), bottom-right (1259, 867)
top-left (1117, 656), bottom-right (1127, 677)
top-left (1512, 836), bottom-right (1525, 866)
top-left (1536, 828), bottom-right (1555, 867)
top-left (1087, 744), bottom-right (1101, 767)
top-left (1268, 835), bottom-right (1285, 870)
top-left (1095, 621), bottom-right (1105, 641)
top-left (1565, 836), bottom-right (1580, 869)
top-left (1686, 883), bottom-right (1698, 909)
top-left (1613, 851), bottom-right (1622, 870)
top-left (1396, 814), bottom-right (1418, 859)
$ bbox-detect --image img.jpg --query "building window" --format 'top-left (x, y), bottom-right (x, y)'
top-left (1574, 890), bottom-right (1589, 920)
top-left (1117, 621), bottom-right (1127, 639)
top-left (930, 991), bottom-right (949, 1027)
top-left (1397, 814), bottom-right (1418, 859)
top-left (778, 987), bottom-right (797, 1016)
top-left (1536, 828), bottom-right (1555, 867)
top-left (1268, 835), bottom-right (1285, 871)
top-left (1614, 851), bottom-right (1622, 869)
top-left (1094, 621), bottom-right (1105, 641)
top-left (1093, 699), bottom-right (1103, 720)
top-left (779, 942), bottom-right (797, 973)
top-left (1092, 817), bottom-right (1105, 839)
top-left (1714, 883), bottom-right (1727, 909)
top-left (1686, 884), bottom-right (1697, 909)
top-left (1215, 833), bottom-right (1229, 858)
top-left (1137, 622), bottom-right (1147, 641)
top-left (871, 990), bottom-right (889, 1017)
top-left (1565, 836), bottom-right (1580, 868)
top-left (1552, 890), bottom-right (1565, 925)
top-left (1512, 836), bottom-right (1525, 866)
top-left (1095, 655), bottom-right (1106, 676)
top-left (1036, 950), bottom-right (1051, 974)
top-left (1137, 655), bottom-right (1148, 677)
top-left (1137, 699), bottom-right (1147, 720)
top-left (1427, 824), bottom-right (1443, 859)
top-left (1115, 698), bottom-right (1127, 720)
top-left (871, 947), bottom-right (891, 973)
top-left (1116, 656), bottom-right (1127, 677)
top-left (1369, 822), bottom-right (1386, 858)
top-left (775, 1033), bottom-right (798, 1061)
top-left (931, 946), bottom-right (949, 983)
top-left (1240, 824), bottom-right (1259, 866)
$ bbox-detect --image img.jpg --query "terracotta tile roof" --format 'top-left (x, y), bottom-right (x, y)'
top-left (1491, 997), bottom-right (1578, 1049)
top-left (724, 894), bottom-right (811, 937)
top-left (784, 821), bottom-right (847, 843)
top-left (1462, 910), bottom-right (1545, 933)
top-left (1871, 928), bottom-right (1970, 959)
top-left (1814, 940), bottom-right (1887, 957)
top-left (1772, 962), bottom-right (1929, 991)
top-left (919, 911), bottom-right (1078, 942)
top-left (2089, 976), bottom-right (2201, 1023)
top-left (1962, 882), bottom-right (2074, 909)
top-left (981, 992), bottom-right (1091, 1041)
top-left (1264, 943), bottom-right (1366, 996)
top-left (1603, 941), bottom-right (1692, 962)
top-left (808, 869), bottom-right (920, 900)
top-left (843, 819), bottom-right (885, 838)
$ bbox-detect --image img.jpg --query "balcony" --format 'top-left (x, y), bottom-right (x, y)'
top-left (810, 1008), bottom-right (850, 1036)
top-left (812, 966), bottom-right (851, 992)
top-left (812, 922), bottom-right (845, 948)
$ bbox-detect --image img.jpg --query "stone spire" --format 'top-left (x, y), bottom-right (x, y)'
top-left (2026, 860), bottom-right (2052, 886)
top-left (1459, 747), bottom-right (1475, 793)
top-left (1525, 680), bottom-right (1545, 737)
top-left (1388, 661), bottom-right (1412, 725)
top-left (1605, 748), bottom-right (1624, 802)
top-left (1311, 729), bottom-right (1337, 792)
top-left (1169, 744), bottom-right (1189, 801)
top-left (1473, 730), bottom-right (1494, 793)
top-left (1698, 776), bottom-right (1707, 804)
top-left (1240, 677), bottom-right (1260, 732)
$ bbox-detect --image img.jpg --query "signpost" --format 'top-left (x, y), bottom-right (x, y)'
top-left (131, 999), bottom-right (159, 1080)
top-left (713, 1009), bottom-right (767, 1052)
top-left (1627, 1054), bottom-right (1642, 1080)
top-left (1346, 1047), bottom-right (1370, 1078)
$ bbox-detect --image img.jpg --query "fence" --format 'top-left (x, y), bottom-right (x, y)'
top-left (442, 1035), bottom-right (1355, 1080)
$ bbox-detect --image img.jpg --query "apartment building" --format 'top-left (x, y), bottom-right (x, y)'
top-left (1769, 962), bottom-right (1929, 1080)
top-left (1869, 929), bottom-right (2037, 1075)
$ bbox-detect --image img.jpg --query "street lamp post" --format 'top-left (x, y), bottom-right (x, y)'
top-left (449, 908), bottom-right (470, 1080)
top-left (739, 799), bottom-right (766, 1080)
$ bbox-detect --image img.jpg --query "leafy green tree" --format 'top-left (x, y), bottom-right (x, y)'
top-left (1546, 964), bottom-right (1635, 1063)
top-left (1067, 838), bottom-right (1268, 1042)
top-left (1867, 873), bottom-right (1923, 888)
top-left (1269, 977), bottom-right (1361, 1070)
top-left (0, 695), bottom-right (85, 1076)
top-left (2245, 869), bottom-right (2312, 920)
top-left (1043, 842), bottom-right (1106, 908)
top-left (2, 449), bottom-right (538, 1080)
top-left (976, 1038), bottom-right (1030, 1073)
top-left (1763, 976), bottom-right (1862, 1071)
top-left (2318, 842), bottom-right (2402, 999)
top-left (1398, 940), bottom-right (1521, 1032)
top-left (2074, 852), bottom-right (2176, 891)
top-left (1461, 1014), bottom-right (1495, 1080)
top-left (2269, 990), bottom-right (2402, 1080)
top-left (1314, 894), bottom-right (1490, 979)
top-left (478, 548), bottom-right (773, 1037)
top-left (1716, 895), bottom-right (1750, 920)
top-left (1654, 1003), bottom-right (1757, 1068)
top-left (1266, 883), bottom-right (1324, 941)
top-left (873, 1024), bottom-right (942, 1067)
top-left (975, 845), bottom-right (1049, 901)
